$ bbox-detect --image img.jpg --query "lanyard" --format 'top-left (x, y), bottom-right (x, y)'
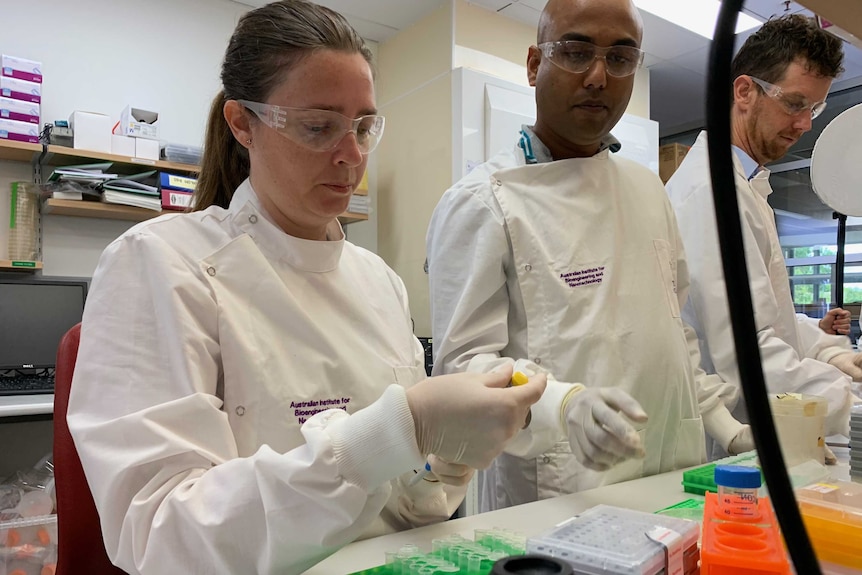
top-left (518, 129), bottom-right (538, 165)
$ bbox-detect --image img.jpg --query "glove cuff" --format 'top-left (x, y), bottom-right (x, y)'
top-left (819, 347), bottom-right (851, 365)
top-left (558, 384), bottom-right (586, 430)
top-left (327, 384), bottom-right (425, 491)
top-left (702, 403), bottom-right (746, 452)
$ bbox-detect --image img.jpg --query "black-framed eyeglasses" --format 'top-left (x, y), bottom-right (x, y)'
top-left (537, 40), bottom-right (644, 78)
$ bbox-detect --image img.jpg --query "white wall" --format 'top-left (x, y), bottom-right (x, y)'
top-left (3, 0), bottom-right (247, 147)
top-left (0, 0), bottom-right (249, 277)
top-left (0, 0), bottom-right (381, 277)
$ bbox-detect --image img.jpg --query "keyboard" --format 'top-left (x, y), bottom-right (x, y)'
top-left (0, 374), bottom-right (55, 396)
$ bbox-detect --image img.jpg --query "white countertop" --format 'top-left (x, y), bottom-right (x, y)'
top-left (306, 468), bottom-right (701, 574)
top-left (307, 458), bottom-right (854, 574)
top-left (0, 394), bottom-right (54, 418)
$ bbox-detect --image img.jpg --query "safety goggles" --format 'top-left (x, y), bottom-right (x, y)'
top-left (537, 40), bottom-right (644, 78)
top-left (238, 100), bottom-right (386, 154)
top-left (749, 76), bottom-right (827, 120)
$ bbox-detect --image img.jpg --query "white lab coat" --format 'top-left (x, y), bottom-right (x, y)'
top-left (427, 144), bottom-right (709, 512)
top-left (67, 180), bottom-right (461, 575)
top-left (666, 131), bottom-right (853, 456)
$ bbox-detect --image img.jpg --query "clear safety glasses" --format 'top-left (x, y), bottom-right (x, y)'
top-left (749, 76), bottom-right (827, 120)
top-left (238, 100), bottom-right (386, 154)
top-left (537, 40), bottom-right (644, 78)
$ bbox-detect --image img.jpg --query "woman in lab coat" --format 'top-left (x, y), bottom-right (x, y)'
top-left (66, 2), bottom-right (544, 574)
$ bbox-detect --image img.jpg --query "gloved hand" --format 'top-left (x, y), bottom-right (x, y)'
top-left (827, 351), bottom-right (862, 381)
top-left (819, 308), bottom-right (852, 335)
top-left (406, 366), bottom-right (547, 469)
top-left (426, 454), bottom-right (474, 486)
top-left (727, 424), bottom-right (755, 455)
top-left (562, 387), bottom-right (648, 471)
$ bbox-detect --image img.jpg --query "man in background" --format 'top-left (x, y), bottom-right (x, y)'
top-left (666, 14), bottom-right (857, 460)
top-left (427, 0), bottom-right (729, 512)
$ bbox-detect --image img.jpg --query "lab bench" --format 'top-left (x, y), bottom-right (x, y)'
top-left (306, 457), bottom-right (852, 574)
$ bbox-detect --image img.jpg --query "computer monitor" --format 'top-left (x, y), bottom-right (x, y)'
top-left (0, 276), bottom-right (88, 371)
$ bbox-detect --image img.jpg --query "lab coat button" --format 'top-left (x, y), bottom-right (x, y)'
top-left (524, 264), bottom-right (532, 272)
top-left (206, 266), bottom-right (216, 277)
top-left (542, 455), bottom-right (551, 464)
top-left (248, 214), bottom-right (258, 224)
top-left (235, 405), bottom-right (246, 416)
top-left (534, 357), bottom-right (542, 365)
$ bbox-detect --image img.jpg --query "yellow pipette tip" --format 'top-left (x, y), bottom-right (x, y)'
top-left (511, 372), bottom-right (529, 386)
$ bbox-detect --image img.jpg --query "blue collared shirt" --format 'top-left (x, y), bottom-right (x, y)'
top-left (732, 145), bottom-right (761, 180)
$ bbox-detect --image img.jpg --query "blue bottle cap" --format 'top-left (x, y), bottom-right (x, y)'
top-left (714, 465), bottom-right (762, 489)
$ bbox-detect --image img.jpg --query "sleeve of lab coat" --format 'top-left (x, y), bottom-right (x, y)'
top-left (795, 313), bottom-right (853, 363)
top-left (426, 184), bottom-right (573, 460)
top-left (670, 194), bottom-right (747, 450)
top-left (67, 230), bottom-right (445, 575)
top-left (674, 179), bottom-right (851, 437)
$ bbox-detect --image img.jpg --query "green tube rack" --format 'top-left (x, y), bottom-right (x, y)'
top-left (349, 529), bottom-right (526, 575)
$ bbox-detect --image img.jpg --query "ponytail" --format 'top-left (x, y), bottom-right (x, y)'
top-left (192, 91), bottom-right (249, 211)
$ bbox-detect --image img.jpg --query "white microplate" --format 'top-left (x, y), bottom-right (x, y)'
top-left (526, 504), bottom-right (699, 575)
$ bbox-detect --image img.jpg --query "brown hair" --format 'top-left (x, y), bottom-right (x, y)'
top-left (193, 0), bottom-right (373, 211)
top-left (732, 14), bottom-right (844, 85)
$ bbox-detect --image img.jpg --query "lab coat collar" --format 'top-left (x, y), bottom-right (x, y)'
top-left (696, 131), bottom-right (771, 192)
top-left (229, 179), bottom-right (345, 272)
top-left (519, 125), bottom-right (621, 164)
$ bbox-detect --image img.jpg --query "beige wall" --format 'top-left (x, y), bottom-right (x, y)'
top-left (455, 0), bottom-right (535, 68)
top-left (378, 3), bottom-right (453, 336)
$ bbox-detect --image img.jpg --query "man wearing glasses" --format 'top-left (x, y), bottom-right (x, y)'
top-left (666, 15), bottom-right (857, 460)
top-left (427, 0), bottom-right (718, 512)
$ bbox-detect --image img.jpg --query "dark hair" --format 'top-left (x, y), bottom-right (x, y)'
top-left (732, 14), bottom-right (844, 85)
top-left (193, 0), bottom-right (373, 211)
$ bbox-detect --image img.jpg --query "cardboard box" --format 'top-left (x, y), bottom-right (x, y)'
top-left (659, 143), bottom-right (689, 183)
top-left (69, 111), bottom-right (112, 153)
top-left (120, 105), bottom-right (159, 140)
top-left (0, 96), bottom-right (39, 124)
top-left (111, 134), bottom-right (136, 156)
top-left (0, 117), bottom-right (39, 143)
top-left (1, 54), bottom-right (43, 83)
top-left (135, 137), bottom-right (159, 160)
top-left (0, 76), bottom-right (41, 103)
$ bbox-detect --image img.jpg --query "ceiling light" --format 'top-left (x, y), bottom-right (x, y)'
top-left (634, 0), bottom-right (762, 40)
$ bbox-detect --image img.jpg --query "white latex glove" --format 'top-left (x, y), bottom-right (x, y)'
top-left (727, 424), bottom-right (755, 455)
top-left (406, 366), bottom-right (547, 469)
top-left (827, 351), bottom-right (862, 382)
top-left (562, 387), bottom-right (648, 471)
top-left (426, 454), bottom-right (475, 486)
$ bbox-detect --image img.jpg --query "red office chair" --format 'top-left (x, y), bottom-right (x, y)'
top-left (53, 323), bottom-right (127, 575)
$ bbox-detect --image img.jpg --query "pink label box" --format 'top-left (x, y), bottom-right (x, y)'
top-left (0, 96), bottom-right (39, 124)
top-left (1, 54), bottom-right (43, 83)
top-left (0, 118), bottom-right (39, 144)
top-left (0, 77), bottom-right (41, 104)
